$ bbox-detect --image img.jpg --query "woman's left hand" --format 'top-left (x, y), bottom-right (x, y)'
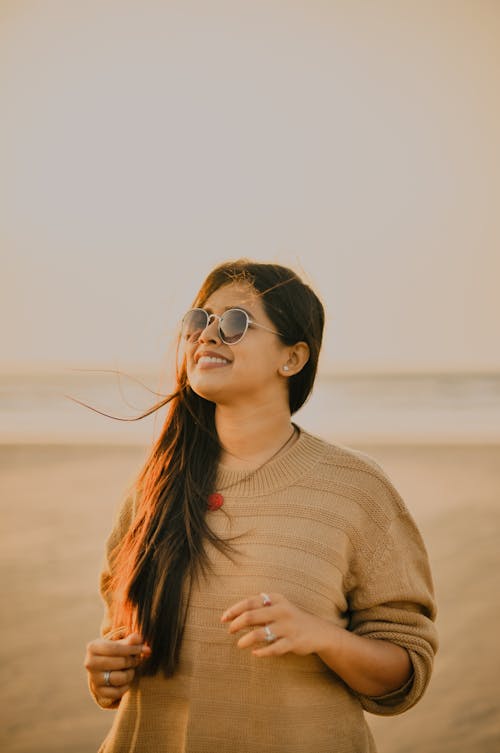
top-left (221, 592), bottom-right (332, 657)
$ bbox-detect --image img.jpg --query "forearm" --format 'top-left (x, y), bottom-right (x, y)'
top-left (315, 618), bottom-right (412, 697)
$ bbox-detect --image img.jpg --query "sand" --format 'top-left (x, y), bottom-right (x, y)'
top-left (1, 440), bottom-right (499, 753)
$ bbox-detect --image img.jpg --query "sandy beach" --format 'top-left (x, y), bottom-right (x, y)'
top-left (1, 439), bottom-right (499, 753)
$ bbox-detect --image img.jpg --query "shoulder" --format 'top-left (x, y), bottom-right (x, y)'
top-left (299, 429), bottom-right (409, 523)
top-left (106, 487), bottom-right (140, 550)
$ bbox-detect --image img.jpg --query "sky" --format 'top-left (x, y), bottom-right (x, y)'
top-left (1, 0), bottom-right (499, 375)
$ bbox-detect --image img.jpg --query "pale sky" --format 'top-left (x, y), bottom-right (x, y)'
top-left (1, 0), bottom-right (499, 375)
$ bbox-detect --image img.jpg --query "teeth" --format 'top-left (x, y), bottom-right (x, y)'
top-left (198, 356), bottom-right (230, 364)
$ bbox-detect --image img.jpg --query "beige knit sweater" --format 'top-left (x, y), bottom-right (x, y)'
top-left (92, 428), bottom-right (438, 753)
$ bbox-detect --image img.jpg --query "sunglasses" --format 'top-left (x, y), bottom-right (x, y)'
top-left (181, 307), bottom-right (282, 346)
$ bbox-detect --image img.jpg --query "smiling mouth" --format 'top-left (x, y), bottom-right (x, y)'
top-left (197, 356), bottom-right (231, 365)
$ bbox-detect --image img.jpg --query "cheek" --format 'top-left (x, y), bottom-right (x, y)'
top-left (234, 351), bottom-right (281, 382)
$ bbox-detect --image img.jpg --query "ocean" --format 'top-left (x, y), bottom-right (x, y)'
top-left (1, 369), bottom-right (499, 445)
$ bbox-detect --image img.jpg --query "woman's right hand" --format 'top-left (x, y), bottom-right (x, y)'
top-left (85, 631), bottom-right (152, 707)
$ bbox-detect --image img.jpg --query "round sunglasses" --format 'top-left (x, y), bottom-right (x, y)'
top-left (181, 307), bottom-right (282, 345)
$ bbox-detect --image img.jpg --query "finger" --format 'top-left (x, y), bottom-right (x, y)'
top-left (236, 625), bottom-right (279, 649)
top-left (120, 633), bottom-right (151, 657)
top-left (100, 668), bottom-right (135, 688)
top-left (86, 653), bottom-right (144, 672)
top-left (87, 638), bottom-right (148, 659)
top-left (221, 593), bottom-right (280, 623)
top-left (227, 606), bottom-right (279, 634)
top-left (96, 684), bottom-right (131, 702)
top-left (121, 632), bottom-right (148, 648)
top-left (252, 638), bottom-right (290, 657)
top-left (220, 597), bottom-right (255, 623)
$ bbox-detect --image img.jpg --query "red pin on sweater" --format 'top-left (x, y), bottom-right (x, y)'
top-left (207, 493), bottom-right (224, 511)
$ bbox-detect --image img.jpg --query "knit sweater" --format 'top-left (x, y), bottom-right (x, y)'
top-left (92, 428), bottom-right (438, 753)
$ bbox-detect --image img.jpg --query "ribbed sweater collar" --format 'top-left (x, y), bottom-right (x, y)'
top-left (214, 426), bottom-right (328, 497)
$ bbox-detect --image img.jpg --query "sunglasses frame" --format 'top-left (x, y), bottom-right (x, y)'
top-left (181, 307), bottom-right (282, 346)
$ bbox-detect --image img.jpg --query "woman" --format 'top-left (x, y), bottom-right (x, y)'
top-left (85, 260), bottom-right (438, 753)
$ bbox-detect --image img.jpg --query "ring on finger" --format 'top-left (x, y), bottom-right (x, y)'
top-left (263, 625), bottom-right (277, 643)
top-left (261, 592), bottom-right (272, 607)
top-left (104, 670), bottom-right (112, 687)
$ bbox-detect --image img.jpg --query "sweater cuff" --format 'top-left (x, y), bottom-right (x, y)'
top-left (364, 671), bottom-right (414, 705)
top-left (354, 643), bottom-right (431, 716)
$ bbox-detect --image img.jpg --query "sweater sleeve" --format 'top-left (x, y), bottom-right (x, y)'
top-left (88, 489), bottom-right (137, 710)
top-left (99, 489), bottom-right (137, 638)
top-left (347, 508), bottom-right (438, 716)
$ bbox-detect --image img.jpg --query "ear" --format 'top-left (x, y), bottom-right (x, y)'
top-left (279, 341), bottom-right (310, 377)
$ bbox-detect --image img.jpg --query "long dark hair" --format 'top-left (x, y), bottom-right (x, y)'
top-left (102, 260), bottom-right (324, 676)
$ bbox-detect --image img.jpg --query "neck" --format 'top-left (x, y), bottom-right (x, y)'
top-left (215, 402), bottom-right (295, 471)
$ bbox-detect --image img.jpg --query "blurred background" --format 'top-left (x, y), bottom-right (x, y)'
top-left (1, 1), bottom-right (499, 751)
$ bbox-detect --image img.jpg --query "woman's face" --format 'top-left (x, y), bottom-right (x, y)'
top-left (182, 282), bottom-right (292, 408)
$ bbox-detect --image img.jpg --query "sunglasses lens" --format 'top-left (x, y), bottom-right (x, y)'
top-left (219, 309), bottom-right (248, 344)
top-left (181, 309), bottom-right (208, 342)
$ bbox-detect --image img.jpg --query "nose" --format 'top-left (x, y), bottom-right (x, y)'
top-left (198, 313), bottom-right (221, 344)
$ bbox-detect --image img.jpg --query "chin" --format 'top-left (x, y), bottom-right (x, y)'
top-left (187, 376), bottom-right (224, 404)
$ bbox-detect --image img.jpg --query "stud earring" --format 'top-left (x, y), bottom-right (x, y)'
top-left (283, 365), bottom-right (290, 372)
